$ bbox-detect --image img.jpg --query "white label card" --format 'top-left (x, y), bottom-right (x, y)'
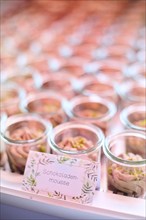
top-left (22, 151), bottom-right (99, 204)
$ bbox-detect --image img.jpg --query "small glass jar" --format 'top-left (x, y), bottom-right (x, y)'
top-left (63, 95), bottom-right (117, 135)
top-left (39, 73), bottom-right (76, 99)
top-left (21, 91), bottom-right (67, 127)
top-left (96, 60), bottom-right (125, 83)
top-left (120, 103), bottom-right (146, 132)
top-left (0, 82), bottom-right (26, 116)
top-left (49, 121), bottom-right (104, 162)
top-left (29, 56), bottom-right (51, 76)
top-left (103, 131), bottom-right (146, 198)
top-left (1, 113), bottom-right (52, 174)
top-left (74, 76), bottom-right (118, 103)
top-left (93, 46), bottom-right (131, 65)
top-left (106, 44), bottom-right (135, 58)
top-left (123, 62), bottom-right (145, 81)
top-left (0, 113), bottom-right (7, 167)
top-left (59, 63), bottom-right (85, 78)
top-left (4, 67), bottom-right (42, 93)
top-left (73, 42), bottom-right (96, 60)
top-left (116, 80), bottom-right (145, 108)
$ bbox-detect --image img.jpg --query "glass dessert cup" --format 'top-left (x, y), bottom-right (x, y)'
top-left (105, 44), bottom-right (135, 58)
top-left (106, 44), bottom-right (136, 64)
top-left (49, 121), bottom-right (104, 161)
top-left (75, 76), bottom-right (118, 104)
top-left (59, 63), bottom-right (85, 78)
top-left (1, 113), bottom-right (52, 174)
top-left (120, 103), bottom-right (146, 132)
top-left (21, 91), bottom-right (67, 127)
top-left (0, 83), bottom-right (26, 116)
top-left (116, 80), bottom-right (145, 108)
top-left (72, 42), bottom-right (96, 60)
top-left (63, 95), bottom-right (117, 135)
top-left (103, 131), bottom-right (146, 198)
top-left (124, 62), bottom-right (145, 81)
top-left (96, 60), bottom-right (125, 83)
top-left (3, 67), bottom-right (42, 93)
top-left (0, 113), bottom-right (7, 167)
top-left (49, 121), bottom-right (104, 190)
top-left (29, 57), bottom-right (51, 76)
top-left (39, 73), bottom-right (76, 99)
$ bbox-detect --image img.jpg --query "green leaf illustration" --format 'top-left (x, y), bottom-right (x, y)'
top-left (53, 191), bottom-right (66, 200)
top-left (87, 172), bottom-right (98, 182)
top-left (57, 156), bottom-right (70, 164)
top-left (72, 195), bottom-right (85, 200)
top-left (48, 192), bottom-right (52, 198)
top-left (82, 182), bottom-right (93, 194)
top-left (27, 174), bottom-right (37, 187)
top-left (39, 157), bottom-right (55, 165)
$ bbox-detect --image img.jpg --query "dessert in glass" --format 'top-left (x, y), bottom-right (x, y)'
top-left (103, 131), bottom-right (146, 198)
top-left (116, 80), bottom-right (145, 108)
top-left (49, 121), bottom-right (104, 162)
top-left (4, 67), bottom-right (42, 93)
top-left (49, 121), bottom-right (104, 189)
top-left (93, 45), bottom-right (131, 66)
top-left (120, 103), bottom-right (146, 132)
top-left (74, 76), bottom-right (118, 103)
top-left (73, 42), bottom-right (96, 60)
top-left (59, 63), bottom-right (85, 78)
top-left (124, 63), bottom-right (145, 81)
top-left (0, 82), bottom-right (26, 116)
top-left (21, 91), bottom-right (67, 127)
top-left (1, 113), bottom-right (52, 174)
top-left (96, 60), bottom-right (125, 83)
top-left (63, 95), bottom-right (117, 135)
top-left (39, 73), bottom-right (76, 99)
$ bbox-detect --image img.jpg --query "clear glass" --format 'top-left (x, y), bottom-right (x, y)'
top-left (0, 113), bottom-right (7, 167)
top-left (116, 79), bottom-right (145, 107)
top-left (59, 62), bottom-right (85, 78)
top-left (124, 62), bottom-right (145, 81)
top-left (49, 121), bottom-right (104, 162)
top-left (21, 91), bottom-right (67, 127)
top-left (39, 73), bottom-right (76, 99)
top-left (0, 82), bottom-right (26, 116)
top-left (107, 44), bottom-right (135, 63)
top-left (63, 95), bottom-right (117, 135)
top-left (74, 76), bottom-right (118, 103)
top-left (103, 131), bottom-right (146, 198)
top-left (120, 103), bottom-right (146, 132)
top-left (1, 113), bottom-right (52, 174)
top-left (49, 121), bottom-right (104, 190)
top-left (4, 67), bottom-right (42, 93)
top-left (73, 42), bottom-right (95, 60)
top-left (96, 59), bottom-right (126, 83)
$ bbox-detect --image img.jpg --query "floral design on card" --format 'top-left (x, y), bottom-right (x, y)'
top-left (22, 151), bottom-right (99, 204)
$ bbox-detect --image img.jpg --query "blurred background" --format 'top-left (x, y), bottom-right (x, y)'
top-left (0, 0), bottom-right (146, 219)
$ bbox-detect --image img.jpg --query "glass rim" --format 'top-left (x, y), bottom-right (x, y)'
top-left (20, 91), bottom-right (66, 114)
top-left (1, 113), bottom-right (52, 145)
top-left (49, 121), bottom-right (104, 155)
top-left (103, 130), bottom-right (146, 167)
top-left (3, 67), bottom-right (43, 89)
top-left (63, 95), bottom-right (117, 122)
top-left (0, 82), bottom-right (26, 107)
top-left (120, 104), bottom-right (146, 131)
top-left (83, 81), bottom-right (114, 96)
top-left (116, 81), bottom-right (145, 102)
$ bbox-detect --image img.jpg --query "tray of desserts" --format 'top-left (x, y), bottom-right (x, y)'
top-left (0, 110), bottom-right (145, 219)
top-left (0, 0), bottom-right (145, 219)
